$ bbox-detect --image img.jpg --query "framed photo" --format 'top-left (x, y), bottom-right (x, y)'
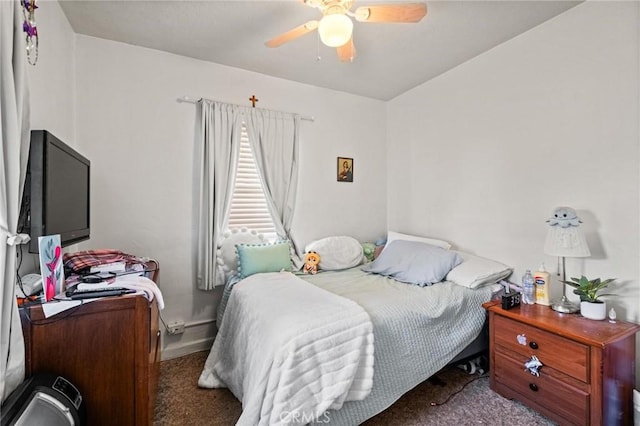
top-left (337, 157), bottom-right (353, 182)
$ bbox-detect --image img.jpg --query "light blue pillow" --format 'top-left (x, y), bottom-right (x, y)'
top-left (361, 240), bottom-right (462, 287)
top-left (236, 241), bottom-right (292, 278)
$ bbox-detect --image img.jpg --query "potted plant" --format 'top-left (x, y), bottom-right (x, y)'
top-left (561, 276), bottom-right (616, 320)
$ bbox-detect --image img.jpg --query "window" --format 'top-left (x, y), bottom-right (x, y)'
top-left (226, 124), bottom-right (277, 240)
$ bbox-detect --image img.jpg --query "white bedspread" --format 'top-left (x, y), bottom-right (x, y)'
top-left (198, 271), bottom-right (374, 425)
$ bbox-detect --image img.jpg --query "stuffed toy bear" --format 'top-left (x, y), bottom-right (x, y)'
top-left (303, 251), bottom-right (320, 275)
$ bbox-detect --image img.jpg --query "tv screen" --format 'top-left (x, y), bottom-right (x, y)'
top-left (20, 130), bottom-right (90, 253)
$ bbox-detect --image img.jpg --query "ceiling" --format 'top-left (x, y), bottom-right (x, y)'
top-left (58, 0), bottom-right (580, 101)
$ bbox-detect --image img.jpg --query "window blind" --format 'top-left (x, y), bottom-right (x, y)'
top-left (227, 124), bottom-right (276, 239)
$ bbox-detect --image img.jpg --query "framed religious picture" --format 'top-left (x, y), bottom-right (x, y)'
top-left (337, 157), bottom-right (353, 182)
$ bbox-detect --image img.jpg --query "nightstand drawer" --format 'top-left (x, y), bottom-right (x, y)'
top-left (495, 351), bottom-right (589, 425)
top-left (494, 315), bottom-right (589, 382)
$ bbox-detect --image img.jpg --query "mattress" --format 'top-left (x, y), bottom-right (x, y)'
top-left (214, 268), bottom-right (499, 425)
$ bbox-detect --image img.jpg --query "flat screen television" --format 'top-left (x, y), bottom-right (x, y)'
top-left (19, 130), bottom-right (91, 253)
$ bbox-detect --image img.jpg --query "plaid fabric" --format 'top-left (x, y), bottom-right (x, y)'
top-left (63, 249), bottom-right (144, 273)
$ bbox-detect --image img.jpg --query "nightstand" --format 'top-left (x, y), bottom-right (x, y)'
top-left (483, 301), bottom-right (639, 426)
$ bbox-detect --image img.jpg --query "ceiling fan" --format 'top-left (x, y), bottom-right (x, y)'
top-left (265, 0), bottom-right (427, 62)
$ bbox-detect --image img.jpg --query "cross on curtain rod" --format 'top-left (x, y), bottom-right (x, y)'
top-left (178, 96), bottom-right (315, 122)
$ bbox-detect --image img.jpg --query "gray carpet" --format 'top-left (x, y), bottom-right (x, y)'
top-left (154, 351), bottom-right (557, 425)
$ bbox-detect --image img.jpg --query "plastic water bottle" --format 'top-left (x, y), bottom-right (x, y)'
top-left (522, 270), bottom-right (536, 304)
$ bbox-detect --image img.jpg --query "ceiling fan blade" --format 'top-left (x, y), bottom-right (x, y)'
top-left (354, 3), bottom-right (427, 23)
top-left (337, 37), bottom-right (356, 62)
top-left (265, 20), bottom-right (319, 48)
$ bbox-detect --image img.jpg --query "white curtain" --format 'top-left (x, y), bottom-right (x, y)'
top-left (196, 101), bottom-right (241, 290)
top-left (0, 0), bottom-right (29, 401)
top-left (244, 109), bottom-right (302, 268)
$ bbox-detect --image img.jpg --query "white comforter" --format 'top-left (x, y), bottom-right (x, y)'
top-left (198, 271), bottom-right (374, 425)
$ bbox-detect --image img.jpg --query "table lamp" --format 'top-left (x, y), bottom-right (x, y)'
top-left (543, 207), bottom-right (591, 313)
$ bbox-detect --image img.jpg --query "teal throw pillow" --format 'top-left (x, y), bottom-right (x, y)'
top-left (236, 241), bottom-right (292, 278)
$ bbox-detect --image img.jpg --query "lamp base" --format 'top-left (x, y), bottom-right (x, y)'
top-left (551, 296), bottom-right (579, 314)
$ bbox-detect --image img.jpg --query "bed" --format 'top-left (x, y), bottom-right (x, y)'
top-left (199, 231), bottom-right (511, 425)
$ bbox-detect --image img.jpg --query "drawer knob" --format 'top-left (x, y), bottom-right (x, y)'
top-left (529, 383), bottom-right (539, 392)
top-left (529, 342), bottom-right (539, 350)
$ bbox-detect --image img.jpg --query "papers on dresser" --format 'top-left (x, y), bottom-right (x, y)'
top-left (42, 299), bottom-right (83, 318)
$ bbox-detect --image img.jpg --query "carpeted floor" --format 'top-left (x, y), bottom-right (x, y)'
top-left (154, 351), bottom-right (557, 425)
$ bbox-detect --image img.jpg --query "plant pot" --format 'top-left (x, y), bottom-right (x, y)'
top-left (580, 301), bottom-right (607, 320)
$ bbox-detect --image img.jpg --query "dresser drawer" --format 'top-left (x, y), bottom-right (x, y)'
top-left (494, 315), bottom-right (589, 382)
top-left (495, 351), bottom-right (589, 425)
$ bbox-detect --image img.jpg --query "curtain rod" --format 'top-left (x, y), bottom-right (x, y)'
top-left (178, 96), bottom-right (314, 122)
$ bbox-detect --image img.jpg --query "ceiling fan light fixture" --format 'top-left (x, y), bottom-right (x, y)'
top-left (318, 13), bottom-right (353, 47)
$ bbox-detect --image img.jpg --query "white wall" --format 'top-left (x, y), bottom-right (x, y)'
top-left (27, 0), bottom-right (75, 146)
top-left (387, 2), bottom-right (640, 384)
top-left (72, 36), bottom-right (387, 358)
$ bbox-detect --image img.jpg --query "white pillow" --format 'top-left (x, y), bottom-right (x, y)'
top-left (305, 236), bottom-right (363, 271)
top-left (445, 251), bottom-right (513, 288)
top-left (216, 228), bottom-right (265, 284)
top-left (386, 231), bottom-right (452, 250)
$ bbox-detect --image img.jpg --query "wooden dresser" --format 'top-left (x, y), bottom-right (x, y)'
top-left (20, 284), bottom-right (161, 425)
top-left (483, 301), bottom-right (639, 426)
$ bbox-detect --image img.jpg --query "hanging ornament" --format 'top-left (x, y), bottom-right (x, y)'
top-left (21, 0), bottom-right (39, 65)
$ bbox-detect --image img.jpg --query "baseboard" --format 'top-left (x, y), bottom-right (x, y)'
top-left (161, 336), bottom-right (214, 360)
